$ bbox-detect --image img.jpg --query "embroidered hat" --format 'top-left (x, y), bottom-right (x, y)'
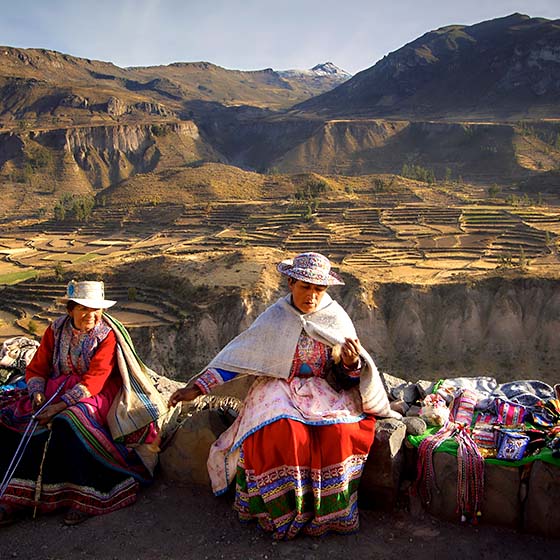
top-left (277, 252), bottom-right (344, 286)
top-left (62, 280), bottom-right (116, 309)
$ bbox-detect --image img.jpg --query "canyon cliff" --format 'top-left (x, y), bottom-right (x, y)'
top-left (126, 274), bottom-right (560, 388)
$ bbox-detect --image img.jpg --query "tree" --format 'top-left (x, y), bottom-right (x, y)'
top-left (53, 193), bottom-right (95, 223)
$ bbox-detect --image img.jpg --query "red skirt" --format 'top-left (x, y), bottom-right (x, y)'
top-left (234, 416), bottom-right (376, 539)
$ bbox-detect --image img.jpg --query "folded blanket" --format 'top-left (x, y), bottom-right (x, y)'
top-left (104, 314), bottom-right (173, 474)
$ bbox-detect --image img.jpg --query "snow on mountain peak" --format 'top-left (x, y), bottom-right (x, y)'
top-left (277, 62), bottom-right (352, 79)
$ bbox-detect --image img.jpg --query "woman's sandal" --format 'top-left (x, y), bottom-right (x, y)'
top-left (63, 509), bottom-right (91, 526)
top-left (0, 504), bottom-right (16, 527)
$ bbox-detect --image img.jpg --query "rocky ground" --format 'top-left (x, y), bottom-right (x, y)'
top-left (1, 478), bottom-right (557, 560)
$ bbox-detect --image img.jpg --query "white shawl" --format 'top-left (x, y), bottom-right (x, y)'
top-left (205, 294), bottom-right (397, 418)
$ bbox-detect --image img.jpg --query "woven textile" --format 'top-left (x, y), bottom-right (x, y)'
top-left (234, 416), bottom-right (375, 539)
top-left (0, 410), bottom-right (146, 516)
top-left (207, 375), bottom-right (367, 494)
top-left (416, 388), bottom-right (484, 522)
top-left (103, 315), bottom-right (170, 473)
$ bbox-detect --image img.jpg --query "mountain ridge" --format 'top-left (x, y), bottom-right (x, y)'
top-left (0, 47), bottom-right (351, 127)
top-left (295, 13), bottom-right (560, 119)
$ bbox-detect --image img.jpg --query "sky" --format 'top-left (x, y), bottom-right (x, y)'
top-left (1, 0), bottom-right (559, 75)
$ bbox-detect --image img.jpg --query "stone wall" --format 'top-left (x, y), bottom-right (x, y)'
top-left (159, 411), bottom-right (560, 539)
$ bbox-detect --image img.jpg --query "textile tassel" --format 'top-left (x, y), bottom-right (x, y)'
top-left (455, 424), bottom-right (484, 524)
top-left (415, 422), bottom-right (454, 506)
top-left (33, 424), bottom-right (53, 520)
top-left (415, 389), bottom-right (485, 523)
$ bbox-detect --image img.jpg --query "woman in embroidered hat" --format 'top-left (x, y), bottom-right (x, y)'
top-left (0, 280), bottom-right (167, 527)
top-left (170, 251), bottom-right (396, 540)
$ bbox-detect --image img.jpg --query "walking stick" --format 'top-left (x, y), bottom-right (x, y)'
top-left (0, 378), bottom-right (68, 499)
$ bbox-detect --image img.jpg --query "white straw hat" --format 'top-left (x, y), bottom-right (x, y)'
top-left (277, 252), bottom-right (344, 286)
top-left (63, 280), bottom-right (116, 309)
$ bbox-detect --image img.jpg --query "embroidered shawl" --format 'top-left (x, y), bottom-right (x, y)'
top-left (204, 294), bottom-right (397, 418)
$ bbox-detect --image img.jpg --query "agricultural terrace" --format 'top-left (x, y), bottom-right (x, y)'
top-left (1, 195), bottom-right (560, 338)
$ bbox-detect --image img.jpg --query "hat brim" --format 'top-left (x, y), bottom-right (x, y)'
top-left (277, 260), bottom-right (344, 286)
top-left (62, 297), bottom-right (117, 309)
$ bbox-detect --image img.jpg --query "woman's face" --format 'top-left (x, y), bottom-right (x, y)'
top-left (288, 279), bottom-right (328, 314)
top-left (69, 304), bottom-right (103, 332)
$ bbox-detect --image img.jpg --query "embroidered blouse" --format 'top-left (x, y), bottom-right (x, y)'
top-left (195, 330), bottom-right (361, 395)
top-left (26, 318), bottom-right (118, 406)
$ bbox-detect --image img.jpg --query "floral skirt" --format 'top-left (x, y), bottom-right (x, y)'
top-left (233, 416), bottom-right (376, 540)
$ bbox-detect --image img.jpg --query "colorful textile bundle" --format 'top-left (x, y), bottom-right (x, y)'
top-left (496, 399), bottom-right (527, 426)
top-left (496, 429), bottom-right (530, 461)
top-left (471, 423), bottom-right (498, 458)
top-left (416, 388), bottom-right (484, 522)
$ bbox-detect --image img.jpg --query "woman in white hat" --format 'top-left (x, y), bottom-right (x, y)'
top-left (0, 280), bottom-right (165, 527)
top-left (170, 252), bottom-right (397, 540)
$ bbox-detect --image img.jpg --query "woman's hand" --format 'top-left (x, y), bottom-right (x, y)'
top-left (341, 337), bottom-right (361, 368)
top-left (35, 402), bottom-right (67, 425)
top-left (168, 385), bottom-right (202, 408)
top-left (31, 392), bottom-right (46, 411)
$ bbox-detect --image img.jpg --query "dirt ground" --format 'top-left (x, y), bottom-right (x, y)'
top-left (1, 478), bottom-right (557, 560)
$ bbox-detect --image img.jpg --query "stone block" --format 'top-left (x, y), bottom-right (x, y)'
top-left (422, 452), bottom-right (522, 528)
top-left (424, 452), bottom-right (459, 522)
top-left (415, 379), bottom-right (436, 400)
top-left (360, 418), bottom-right (406, 510)
top-left (159, 409), bottom-right (231, 486)
top-left (524, 460), bottom-right (560, 538)
top-left (481, 463), bottom-right (522, 527)
top-left (390, 399), bottom-right (409, 416)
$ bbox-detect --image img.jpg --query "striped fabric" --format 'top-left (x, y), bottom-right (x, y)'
top-left (103, 314), bottom-right (169, 474)
top-left (234, 417), bottom-right (375, 539)
top-left (496, 399), bottom-right (527, 426)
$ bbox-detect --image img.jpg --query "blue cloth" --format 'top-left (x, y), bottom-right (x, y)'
top-left (214, 368), bottom-right (239, 382)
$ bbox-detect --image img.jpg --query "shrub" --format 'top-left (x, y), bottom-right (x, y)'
top-left (295, 179), bottom-right (328, 201)
top-left (401, 163), bottom-right (435, 184)
top-left (53, 193), bottom-right (95, 223)
top-left (150, 124), bottom-right (168, 137)
top-left (28, 319), bottom-right (38, 335)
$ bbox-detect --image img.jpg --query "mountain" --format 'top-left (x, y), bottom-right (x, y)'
top-left (278, 62), bottom-right (351, 81)
top-left (2, 12), bottom-right (560, 214)
top-left (295, 13), bottom-right (560, 119)
top-left (0, 47), bottom-right (350, 128)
